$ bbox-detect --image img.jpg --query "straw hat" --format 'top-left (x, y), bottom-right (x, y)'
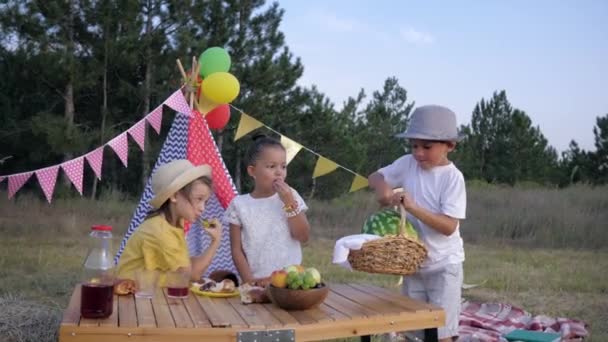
top-left (149, 160), bottom-right (212, 209)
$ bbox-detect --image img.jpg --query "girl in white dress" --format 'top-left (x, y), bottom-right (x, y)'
top-left (225, 135), bottom-right (310, 285)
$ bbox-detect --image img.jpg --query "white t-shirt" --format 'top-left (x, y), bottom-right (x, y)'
top-left (224, 188), bottom-right (308, 279)
top-left (378, 154), bottom-right (466, 272)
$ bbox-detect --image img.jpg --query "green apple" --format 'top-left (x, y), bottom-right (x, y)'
top-left (283, 265), bottom-right (300, 274)
top-left (305, 267), bottom-right (321, 285)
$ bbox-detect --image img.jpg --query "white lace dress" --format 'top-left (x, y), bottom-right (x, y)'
top-left (224, 189), bottom-right (308, 279)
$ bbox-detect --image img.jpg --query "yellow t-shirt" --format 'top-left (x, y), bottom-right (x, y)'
top-left (116, 215), bottom-right (190, 286)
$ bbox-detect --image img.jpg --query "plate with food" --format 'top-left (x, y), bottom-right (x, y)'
top-left (191, 278), bottom-right (239, 298)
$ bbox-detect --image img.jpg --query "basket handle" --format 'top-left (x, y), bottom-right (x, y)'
top-left (399, 204), bottom-right (408, 236)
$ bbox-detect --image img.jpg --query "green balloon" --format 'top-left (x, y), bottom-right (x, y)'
top-left (199, 47), bottom-right (231, 78)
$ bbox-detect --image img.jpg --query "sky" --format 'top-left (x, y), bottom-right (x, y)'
top-left (277, 1), bottom-right (608, 153)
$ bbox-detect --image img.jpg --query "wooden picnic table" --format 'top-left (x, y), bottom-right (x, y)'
top-left (59, 283), bottom-right (444, 342)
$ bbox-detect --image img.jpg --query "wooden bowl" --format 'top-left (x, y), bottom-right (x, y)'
top-left (267, 283), bottom-right (329, 311)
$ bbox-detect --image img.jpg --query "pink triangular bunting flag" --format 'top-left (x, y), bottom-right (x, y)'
top-left (8, 172), bottom-right (33, 199)
top-left (108, 133), bottom-right (129, 167)
top-left (85, 147), bottom-right (104, 180)
top-left (164, 89), bottom-right (192, 116)
top-left (36, 166), bottom-right (59, 203)
top-left (147, 105), bottom-right (163, 134)
top-left (62, 157), bottom-right (84, 195)
top-left (128, 119), bottom-right (146, 151)
top-left (0, 176), bottom-right (5, 183)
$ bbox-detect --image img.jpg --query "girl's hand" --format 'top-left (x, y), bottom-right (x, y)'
top-left (252, 277), bottom-right (271, 288)
top-left (273, 179), bottom-right (295, 205)
top-left (392, 191), bottom-right (416, 211)
top-left (203, 218), bottom-right (222, 242)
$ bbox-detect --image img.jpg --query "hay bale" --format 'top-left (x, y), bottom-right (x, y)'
top-left (0, 294), bottom-right (61, 342)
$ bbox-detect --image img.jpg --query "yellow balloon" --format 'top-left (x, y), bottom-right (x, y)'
top-left (197, 91), bottom-right (219, 115)
top-left (201, 72), bottom-right (240, 104)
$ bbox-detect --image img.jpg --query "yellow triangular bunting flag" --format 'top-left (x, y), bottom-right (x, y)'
top-left (312, 156), bottom-right (339, 178)
top-left (280, 135), bottom-right (303, 165)
top-left (234, 113), bottom-right (264, 141)
top-left (349, 174), bottom-right (369, 192)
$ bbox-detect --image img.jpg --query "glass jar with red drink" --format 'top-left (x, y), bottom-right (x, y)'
top-left (80, 225), bottom-right (115, 319)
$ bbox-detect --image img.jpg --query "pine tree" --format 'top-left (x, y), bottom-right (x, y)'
top-left (0, 1), bottom-right (93, 181)
top-left (459, 90), bottom-right (558, 184)
top-left (590, 114), bottom-right (608, 183)
top-left (560, 140), bottom-right (592, 185)
top-left (355, 77), bottom-right (414, 175)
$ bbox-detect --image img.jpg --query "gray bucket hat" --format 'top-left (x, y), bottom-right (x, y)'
top-left (396, 105), bottom-right (463, 141)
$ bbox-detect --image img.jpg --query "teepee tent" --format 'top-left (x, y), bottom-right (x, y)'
top-left (114, 109), bottom-right (238, 275)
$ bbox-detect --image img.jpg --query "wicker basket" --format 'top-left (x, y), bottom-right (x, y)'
top-left (348, 206), bottom-right (427, 275)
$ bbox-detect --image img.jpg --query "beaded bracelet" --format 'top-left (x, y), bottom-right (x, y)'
top-left (283, 202), bottom-right (300, 218)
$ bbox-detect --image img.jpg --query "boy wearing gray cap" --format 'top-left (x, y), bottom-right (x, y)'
top-left (369, 105), bottom-right (466, 342)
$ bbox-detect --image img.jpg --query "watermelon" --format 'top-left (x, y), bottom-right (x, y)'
top-left (362, 208), bottom-right (419, 240)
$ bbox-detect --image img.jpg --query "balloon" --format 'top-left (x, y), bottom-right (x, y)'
top-left (196, 80), bottom-right (219, 114)
top-left (205, 104), bottom-right (231, 130)
top-left (197, 90), bottom-right (219, 114)
top-left (199, 47), bottom-right (231, 78)
top-left (201, 72), bottom-right (240, 104)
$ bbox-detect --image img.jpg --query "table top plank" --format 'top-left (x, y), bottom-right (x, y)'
top-left (261, 303), bottom-right (301, 328)
top-left (194, 295), bottom-right (232, 327)
top-left (288, 309), bottom-right (318, 325)
top-left (98, 295), bottom-right (118, 327)
top-left (117, 295), bottom-right (137, 328)
top-left (330, 283), bottom-right (403, 315)
top-left (182, 292), bottom-right (213, 328)
top-left (196, 295), bottom-right (247, 328)
top-left (299, 305), bottom-right (335, 323)
top-left (134, 297), bottom-right (156, 328)
top-left (324, 290), bottom-right (377, 318)
top-left (163, 289), bottom-right (194, 328)
top-left (152, 288), bottom-right (175, 328)
top-left (318, 303), bottom-right (350, 321)
top-left (350, 283), bottom-right (437, 313)
top-left (78, 317), bottom-right (99, 327)
top-left (227, 296), bottom-right (282, 329)
top-left (61, 283), bottom-right (81, 326)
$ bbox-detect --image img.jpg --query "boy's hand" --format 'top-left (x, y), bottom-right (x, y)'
top-left (203, 218), bottom-right (222, 242)
top-left (273, 179), bottom-right (295, 205)
top-left (393, 191), bottom-right (416, 211)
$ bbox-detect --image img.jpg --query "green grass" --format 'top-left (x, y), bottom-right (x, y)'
top-left (309, 183), bottom-right (608, 249)
top-left (1, 186), bottom-right (607, 341)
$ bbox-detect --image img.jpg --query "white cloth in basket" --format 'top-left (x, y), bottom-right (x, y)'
top-left (332, 234), bottom-right (381, 270)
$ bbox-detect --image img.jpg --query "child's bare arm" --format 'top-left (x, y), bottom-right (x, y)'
top-left (396, 191), bottom-right (459, 236)
top-left (368, 172), bottom-right (394, 206)
top-left (287, 211), bottom-right (310, 243)
top-left (273, 180), bottom-right (310, 243)
top-left (190, 219), bottom-right (222, 280)
top-left (229, 224), bottom-right (254, 283)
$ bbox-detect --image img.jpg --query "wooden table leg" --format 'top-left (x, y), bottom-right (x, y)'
top-left (360, 335), bottom-right (371, 342)
top-left (424, 328), bottom-right (438, 342)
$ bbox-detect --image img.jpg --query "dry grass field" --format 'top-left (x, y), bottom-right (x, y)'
top-left (0, 184), bottom-right (606, 341)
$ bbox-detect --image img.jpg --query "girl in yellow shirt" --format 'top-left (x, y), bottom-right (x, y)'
top-left (117, 160), bottom-right (221, 285)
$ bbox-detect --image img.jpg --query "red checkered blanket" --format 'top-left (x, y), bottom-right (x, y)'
top-left (457, 302), bottom-right (589, 342)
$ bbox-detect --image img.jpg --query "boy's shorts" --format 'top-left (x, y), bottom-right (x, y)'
top-left (401, 263), bottom-right (463, 340)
